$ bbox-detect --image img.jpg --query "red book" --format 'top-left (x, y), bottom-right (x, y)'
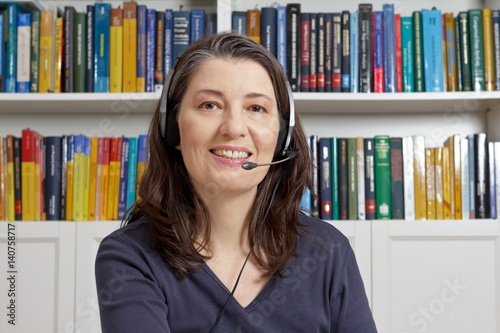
top-left (21, 130), bottom-right (36, 221)
top-left (395, 14), bottom-right (403, 92)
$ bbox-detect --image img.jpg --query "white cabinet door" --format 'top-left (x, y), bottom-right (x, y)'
top-left (74, 222), bottom-right (121, 333)
top-left (329, 221), bottom-right (372, 307)
top-left (372, 220), bottom-right (500, 333)
top-left (0, 222), bottom-right (76, 333)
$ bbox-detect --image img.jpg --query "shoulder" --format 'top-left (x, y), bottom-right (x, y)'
top-left (297, 214), bottom-right (350, 252)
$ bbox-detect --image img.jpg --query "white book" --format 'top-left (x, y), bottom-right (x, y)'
top-left (16, 13), bottom-right (31, 93)
top-left (402, 136), bottom-right (415, 220)
top-left (489, 142), bottom-right (497, 219)
top-left (461, 138), bottom-right (470, 220)
top-left (495, 142), bottom-right (500, 220)
top-left (357, 137), bottom-right (365, 220)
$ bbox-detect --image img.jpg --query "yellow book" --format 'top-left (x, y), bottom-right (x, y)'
top-left (425, 148), bottom-right (436, 219)
top-left (123, 1), bottom-right (137, 92)
top-left (110, 9), bottom-right (123, 93)
top-left (442, 146), bottom-right (452, 219)
top-left (247, 9), bottom-right (260, 43)
top-left (39, 9), bottom-right (54, 93)
top-left (444, 136), bottom-right (455, 219)
top-left (413, 136), bottom-right (427, 219)
top-left (88, 137), bottom-right (99, 221)
top-left (136, 162), bottom-right (145, 201)
top-left (434, 148), bottom-right (444, 219)
top-left (6, 136), bottom-right (15, 221)
top-left (0, 138), bottom-right (5, 221)
top-left (100, 138), bottom-right (110, 220)
top-left (82, 138), bottom-right (90, 221)
top-left (73, 136), bottom-right (85, 221)
top-left (113, 138), bottom-right (122, 220)
top-left (107, 138), bottom-right (117, 220)
top-left (21, 130), bottom-right (36, 221)
top-left (483, 9), bottom-right (495, 91)
top-left (442, 16), bottom-right (448, 92)
top-left (53, 17), bottom-right (63, 93)
top-left (445, 13), bottom-right (457, 91)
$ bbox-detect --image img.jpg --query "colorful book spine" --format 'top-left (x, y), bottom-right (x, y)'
top-left (422, 9), bottom-right (444, 92)
top-left (16, 13), bottom-right (31, 93)
top-left (350, 12), bottom-right (359, 93)
top-left (443, 146), bottom-right (452, 219)
top-left (317, 13), bottom-right (325, 92)
top-left (426, 148), bottom-right (436, 219)
top-left (488, 142), bottom-right (496, 219)
top-left (0, 139), bottom-right (5, 220)
top-left (0, 13), bottom-right (4, 92)
top-left (63, 7), bottom-right (75, 93)
top-left (261, 7), bottom-right (277, 57)
top-left (136, 5), bottom-right (146, 92)
top-left (110, 8), bottom-right (123, 93)
top-left (395, 14), bottom-right (403, 92)
top-left (455, 16), bottom-right (463, 91)
top-left (164, 9), bottom-right (174, 77)
top-left (451, 135), bottom-right (462, 219)
top-left (125, 137), bottom-right (138, 217)
top-left (5, 4), bottom-right (19, 92)
top-left (107, 138), bottom-right (117, 220)
top-left (402, 137), bottom-right (415, 219)
top-left (340, 11), bottom-right (350, 92)
top-left (383, 4), bottom-right (396, 93)
top-left (330, 137), bottom-right (339, 220)
top-left (232, 11), bottom-right (246, 34)
top-left (66, 136), bottom-right (74, 220)
top-left (277, 6), bottom-right (287, 75)
top-left (113, 137), bottom-right (123, 220)
top-left (309, 13), bottom-right (318, 92)
top-left (401, 17), bottom-right (414, 92)
top-left (172, 10), bottom-right (190, 60)
top-left (123, 1), bottom-right (137, 92)
top-left (21, 130), bottom-right (36, 220)
top-left (356, 137), bottom-right (365, 220)
top-left (190, 9), bottom-right (205, 44)
top-left (391, 138), bottom-right (404, 219)
top-left (117, 138), bottom-right (130, 220)
top-left (445, 13), bottom-right (458, 91)
top-left (45, 137), bottom-right (62, 220)
top-left (12, 138), bottom-right (21, 220)
top-left (53, 17), bottom-right (63, 93)
top-left (95, 138), bottom-right (103, 220)
top-left (374, 136), bottom-right (391, 219)
top-left (310, 135), bottom-right (319, 218)
top-left (72, 135), bottom-right (85, 221)
top-left (413, 11), bottom-right (425, 92)
top-left (459, 12), bottom-right (472, 91)
top-left (136, 135), bottom-right (148, 200)
top-left (88, 137), bottom-right (99, 221)
top-left (155, 11), bottom-right (165, 85)
top-left (74, 12), bottom-right (87, 93)
top-left (247, 9), bottom-right (260, 43)
top-left (468, 135), bottom-right (476, 218)
top-left (338, 138), bottom-right (348, 220)
top-left (468, 9), bottom-right (485, 91)
top-left (474, 133), bottom-right (487, 218)
top-left (39, 9), bottom-right (54, 93)
top-left (319, 138), bottom-right (332, 220)
top-left (482, 9), bottom-right (495, 91)
top-left (60, 136), bottom-right (67, 220)
top-left (325, 13), bottom-right (332, 92)
top-left (442, 14), bottom-right (448, 92)
top-left (300, 136), bottom-right (312, 215)
top-left (94, 3), bottom-right (111, 92)
top-left (146, 9), bottom-right (156, 93)
top-left (493, 10), bottom-right (500, 91)
top-left (347, 138), bottom-right (358, 220)
top-left (332, 13), bottom-right (342, 92)
top-left (413, 135), bottom-right (427, 219)
top-left (461, 139), bottom-right (470, 220)
top-left (494, 142), bottom-right (500, 218)
top-left (286, 4), bottom-right (300, 92)
top-left (373, 11), bottom-right (384, 93)
top-left (359, 4), bottom-right (372, 92)
top-left (86, 5), bottom-right (94, 92)
top-left (6, 137), bottom-right (15, 221)
top-left (364, 138), bottom-right (376, 220)
top-left (300, 13), bottom-right (310, 92)
top-left (100, 138), bottom-right (110, 220)
top-left (435, 148), bottom-right (444, 219)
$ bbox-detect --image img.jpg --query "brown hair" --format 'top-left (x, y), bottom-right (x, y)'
top-left (126, 32), bottom-right (312, 279)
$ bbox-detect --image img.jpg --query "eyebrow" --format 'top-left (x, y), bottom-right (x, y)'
top-left (195, 89), bottom-right (274, 102)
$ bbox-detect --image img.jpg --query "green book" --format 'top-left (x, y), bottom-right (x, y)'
top-left (374, 135), bottom-right (392, 219)
top-left (347, 138), bottom-right (358, 220)
top-left (73, 12), bottom-right (87, 92)
top-left (458, 12), bottom-right (472, 91)
top-left (331, 137), bottom-right (339, 220)
top-left (468, 9), bottom-right (485, 91)
top-left (412, 11), bottom-right (425, 92)
top-left (454, 15), bottom-right (463, 91)
top-left (401, 16), bottom-right (414, 92)
top-left (29, 10), bottom-right (40, 93)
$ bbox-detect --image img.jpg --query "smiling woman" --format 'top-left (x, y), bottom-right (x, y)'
top-left (95, 32), bottom-right (377, 333)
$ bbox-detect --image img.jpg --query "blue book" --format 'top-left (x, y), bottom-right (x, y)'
top-left (138, 134), bottom-right (148, 164)
top-left (232, 11), bottom-right (246, 34)
top-left (383, 4), bottom-right (396, 93)
top-left (173, 11), bottom-right (190, 60)
top-left (319, 138), bottom-right (332, 220)
top-left (45, 137), bottom-right (62, 220)
top-left (468, 135), bottom-right (476, 219)
top-left (16, 13), bottom-right (30, 93)
top-left (300, 136), bottom-right (312, 216)
top-left (422, 9), bottom-right (444, 92)
top-left (492, 10), bottom-right (500, 91)
top-left (93, 3), bottom-right (111, 92)
top-left (277, 6), bottom-right (286, 74)
top-left (350, 12), bottom-right (359, 93)
top-left (401, 17), bottom-right (414, 92)
top-left (125, 137), bottom-right (138, 218)
top-left (205, 13), bottom-right (217, 36)
top-left (164, 9), bottom-right (173, 78)
top-left (364, 138), bottom-right (376, 220)
top-left (86, 5), bottom-right (94, 92)
top-left (5, 4), bottom-right (19, 92)
top-left (261, 7), bottom-right (277, 57)
top-left (190, 9), bottom-right (205, 44)
top-left (331, 138), bottom-right (339, 220)
top-left (117, 138), bottom-right (130, 220)
top-left (146, 9), bottom-right (156, 92)
top-left (137, 5), bottom-right (146, 90)
top-left (488, 142), bottom-right (496, 219)
top-left (0, 13), bottom-right (3, 91)
top-left (373, 11), bottom-right (384, 92)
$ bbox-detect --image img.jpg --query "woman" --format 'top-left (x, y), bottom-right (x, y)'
top-left (95, 32), bottom-right (377, 332)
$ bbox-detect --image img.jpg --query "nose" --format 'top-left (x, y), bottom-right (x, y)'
top-left (219, 108), bottom-right (248, 139)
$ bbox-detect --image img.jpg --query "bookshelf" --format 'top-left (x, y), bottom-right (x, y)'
top-left (1, 0), bottom-right (500, 332)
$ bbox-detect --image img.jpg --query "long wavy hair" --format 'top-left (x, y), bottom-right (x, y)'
top-left (126, 32), bottom-right (312, 280)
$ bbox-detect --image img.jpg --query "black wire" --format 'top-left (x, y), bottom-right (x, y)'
top-left (208, 170), bottom-right (284, 333)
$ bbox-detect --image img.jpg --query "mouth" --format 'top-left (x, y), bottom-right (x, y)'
top-left (210, 149), bottom-right (252, 160)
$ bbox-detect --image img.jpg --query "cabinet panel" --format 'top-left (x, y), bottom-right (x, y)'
top-left (74, 222), bottom-right (121, 333)
top-left (0, 222), bottom-right (76, 333)
top-left (372, 220), bottom-right (500, 333)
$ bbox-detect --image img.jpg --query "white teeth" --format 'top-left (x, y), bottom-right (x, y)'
top-left (213, 149), bottom-right (249, 159)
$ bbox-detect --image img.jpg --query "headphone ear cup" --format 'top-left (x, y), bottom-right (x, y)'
top-left (165, 105), bottom-right (180, 148)
top-left (274, 122), bottom-right (287, 156)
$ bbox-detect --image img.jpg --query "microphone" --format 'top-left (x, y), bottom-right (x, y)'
top-left (241, 150), bottom-right (299, 170)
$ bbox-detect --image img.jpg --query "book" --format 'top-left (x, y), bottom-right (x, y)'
top-left (391, 138), bottom-right (404, 219)
top-left (94, 3), bottom-right (111, 92)
top-left (100, 137), bottom-right (110, 220)
top-left (468, 9), bottom-right (485, 91)
top-left (341, 11), bottom-right (350, 92)
top-left (72, 135), bottom-right (86, 221)
top-left (110, 8), bottom-right (123, 93)
top-left (359, 4), bottom-right (372, 92)
top-left (461, 138), bottom-right (470, 220)
top-left (309, 13), bottom-right (317, 92)
top-left (324, 13), bottom-right (333, 92)
top-left (21, 130), bottom-right (40, 220)
top-left (277, 6), bottom-right (286, 75)
top-left (445, 135), bottom-right (462, 219)
top-left (422, 9), bottom-right (444, 92)
top-left (347, 138), bottom-right (358, 220)
top-left (0, 13), bottom-right (4, 92)
top-left (136, 5), bottom-right (146, 92)
top-left (16, 13), bottom-right (31, 93)
top-left (319, 138), bottom-right (332, 220)
top-left (332, 13), bottom-right (342, 92)
top-left (317, 13), bottom-right (325, 92)
top-left (107, 138), bottom-right (118, 220)
top-left (4, 4), bottom-right (19, 92)
top-left (0, 138), bottom-right (5, 220)
top-left (29, 10), bottom-right (40, 93)
top-left (468, 135), bottom-right (476, 218)
top-left (300, 136), bottom-right (312, 215)
top-left (146, 9), bottom-right (156, 93)
top-left (247, 9), bottom-right (260, 43)
top-left (155, 11), bottom-right (165, 85)
top-left (338, 138), bottom-right (348, 220)
top-left (455, 16), bottom-right (463, 91)
top-left (373, 11), bottom-right (384, 93)
top-left (123, 1), bottom-right (137, 92)
top-left (330, 137), bottom-right (339, 220)
top-left (261, 7), bottom-right (277, 58)
top-left (413, 135), bottom-right (426, 219)
top-left (113, 137), bottom-right (123, 220)
top-left (173, 10), bottom-right (190, 60)
top-left (350, 12), bottom-right (358, 93)
top-left (88, 137), bottom-right (98, 220)
top-left (425, 148), bottom-right (436, 219)
top-left (444, 13), bottom-right (458, 91)
top-left (402, 137), bottom-right (415, 219)
top-left (482, 9), bottom-right (495, 91)
top-left (364, 138), bottom-right (376, 220)
top-left (74, 12), bottom-right (86, 93)
top-left (442, 146), bottom-right (452, 219)
top-left (401, 17), bottom-right (414, 92)
top-left (45, 137), bottom-right (62, 220)
top-left (232, 11), bottom-right (246, 34)
top-left (125, 137), bottom-right (138, 217)
top-left (60, 136), bottom-right (67, 219)
top-left (164, 9), bottom-right (173, 77)
top-left (383, 4), bottom-right (396, 93)
top-left (136, 134), bottom-right (148, 200)
top-left (488, 142), bottom-right (496, 219)
top-left (413, 11), bottom-right (425, 92)
top-left (494, 142), bottom-right (500, 219)
top-left (300, 13), bottom-right (310, 92)
top-left (395, 14), bottom-right (403, 92)
top-left (117, 138), bottom-right (129, 220)
top-left (63, 6), bottom-right (75, 93)
top-left (190, 9), bottom-right (204, 44)
top-left (474, 133), bottom-right (488, 218)
top-left (310, 135), bottom-right (319, 218)
top-left (374, 136), bottom-right (391, 219)
top-left (435, 148), bottom-right (444, 219)
top-left (442, 14), bottom-right (448, 92)
top-left (205, 13), bottom-right (216, 36)
top-left (66, 136), bottom-right (74, 220)
top-left (6, 136), bottom-right (15, 221)
top-left (458, 12), bottom-right (472, 91)
top-left (53, 17), bottom-right (63, 93)
top-left (356, 137), bottom-right (365, 220)
top-left (95, 137), bottom-right (103, 220)
top-left (86, 5), bottom-right (94, 92)
top-left (39, 9), bottom-right (54, 93)
top-left (493, 10), bottom-right (500, 91)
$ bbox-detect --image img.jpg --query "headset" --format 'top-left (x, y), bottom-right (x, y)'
top-left (158, 55), bottom-right (296, 159)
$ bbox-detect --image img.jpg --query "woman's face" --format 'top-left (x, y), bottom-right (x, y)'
top-left (177, 58), bottom-right (280, 199)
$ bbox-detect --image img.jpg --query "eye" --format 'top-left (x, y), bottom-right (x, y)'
top-left (249, 105), bottom-right (267, 113)
top-left (199, 102), bottom-right (219, 110)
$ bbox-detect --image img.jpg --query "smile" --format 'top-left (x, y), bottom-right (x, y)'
top-left (211, 149), bottom-right (250, 159)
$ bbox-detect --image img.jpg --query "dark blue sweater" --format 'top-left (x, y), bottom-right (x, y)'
top-left (95, 215), bottom-right (377, 332)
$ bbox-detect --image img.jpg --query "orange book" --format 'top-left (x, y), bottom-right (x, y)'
top-left (107, 138), bottom-right (118, 220)
top-left (483, 9), bottom-right (495, 91)
top-left (425, 148), bottom-right (436, 219)
top-left (413, 136), bottom-right (427, 220)
top-left (123, 2), bottom-right (137, 92)
top-left (445, 135), bottom-right (462, 219)
top-left (88, 137), bottom-right (99, 220)
top-left (442, 146), bottom-right (452, 219)
top-left (113, 137), bottom-right (123, 220)
top-left (100, 138), bottom-right (111, 220)
top-left (39, 9), bottom-right (55, 93)
top-left (110, 8), bottom-right (123, 93)
top-left (53, 17), bottom-right (63, 93)
top-left (247, 9), bottom-right (260, 43)
top-left (21, 129), bottom-right (40, 221)
top-left (0, 138), bottom-right (5, 220)
top-left (444, 13), bottom-right (457, 91)
top-left (434, 148), bottom-right (444, 219)
top-left (441, 14), bottom-right (448, 92)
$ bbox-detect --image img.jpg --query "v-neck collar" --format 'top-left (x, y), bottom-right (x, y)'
top-left (201, 261), bottom-right (276, 312)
